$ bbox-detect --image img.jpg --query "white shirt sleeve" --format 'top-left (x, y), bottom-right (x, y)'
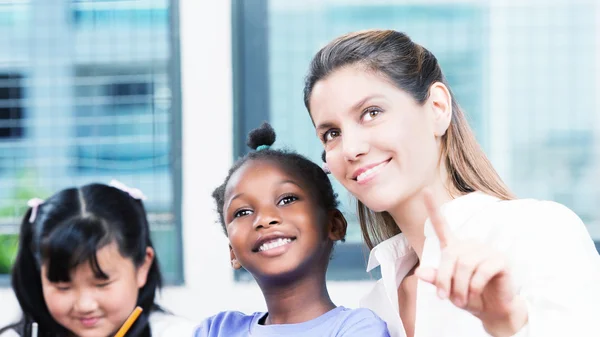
top-left (508, 201), bottom-right (600, 337)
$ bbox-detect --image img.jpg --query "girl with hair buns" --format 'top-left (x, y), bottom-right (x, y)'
top-left (195, 122), bottom-right (390, 337)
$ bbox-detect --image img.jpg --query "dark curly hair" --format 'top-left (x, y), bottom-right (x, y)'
top-left (212, 122), bottom-right (340, 235)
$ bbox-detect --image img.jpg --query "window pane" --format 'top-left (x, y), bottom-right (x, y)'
top-left (235, 0), bottom-right (600, 280)
top-left (268, 1), bottom-right (485, 246)
top-left (0, 0), bottom-right (182, 284)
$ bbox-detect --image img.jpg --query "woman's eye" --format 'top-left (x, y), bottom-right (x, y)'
top-left (362, 107), bottom-right (382, 121)
top-left (278, 195), bottom-right (298, 205)
top-left (234, 209), bottom-right (253, 218)
top-left (55, 285), bottom-right (71, 291)
top-left (323, 129), bottom-right (340, 143)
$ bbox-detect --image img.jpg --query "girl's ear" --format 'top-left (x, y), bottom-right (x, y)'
top-left (327, 209), bottom-right (347, 242)
top-left (230, 245), bottom-right (242, 270)
top-left (136, 247), bottom-right (155, 288)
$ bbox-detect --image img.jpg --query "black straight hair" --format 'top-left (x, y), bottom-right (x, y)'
top-left (0, 183), bottom-right (163, 337)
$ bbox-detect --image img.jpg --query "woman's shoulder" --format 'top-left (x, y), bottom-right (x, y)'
top-left (473, 195), bottom-right (595, 251)
top-left (149, 311), bottom-right (198, 337)
top-left (453, 193), bottom-right (591, 248)
top-left (496, 195), bottom-right (571, 210)
top-left (490, 196), bottom-right (584, 229)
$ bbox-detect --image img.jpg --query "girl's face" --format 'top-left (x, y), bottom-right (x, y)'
top-left (224, 160), bottom-right (345, 282)
top-left (41, 242), bottom-right (154, 337)
top-left (308, 66), bottom-right (452, 212)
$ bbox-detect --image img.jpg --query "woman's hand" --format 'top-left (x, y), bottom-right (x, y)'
top-left (415, 192), bottom-right (528, 337)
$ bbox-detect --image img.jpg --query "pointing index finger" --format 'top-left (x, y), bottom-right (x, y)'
top-left (423, 190), bottom-right (454, 248)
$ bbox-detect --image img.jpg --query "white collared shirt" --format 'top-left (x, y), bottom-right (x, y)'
top-left (360, 192), bottom-right (600, 337)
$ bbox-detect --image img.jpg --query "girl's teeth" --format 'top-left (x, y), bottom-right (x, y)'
top-left (259, 238), bottom-right (292, 252)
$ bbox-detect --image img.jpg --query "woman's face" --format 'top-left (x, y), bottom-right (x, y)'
top-left (308, 66), bottom-right (451, 212)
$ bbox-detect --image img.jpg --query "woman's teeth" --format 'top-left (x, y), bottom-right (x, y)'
top-left (356, 161), bottom-right (387, 182)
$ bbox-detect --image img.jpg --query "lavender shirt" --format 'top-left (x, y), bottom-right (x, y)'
top-left (194, 306), bottom-right (390, 337)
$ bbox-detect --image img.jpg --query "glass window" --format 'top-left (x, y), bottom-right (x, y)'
top-left (233, 0), bottom-right (600, 280)
top-left (0, 74), bottom-right (23, 140)
top-left (73, 69), bottom-right (170, 174)
top-left (0, 0), bottom-right (182, 284)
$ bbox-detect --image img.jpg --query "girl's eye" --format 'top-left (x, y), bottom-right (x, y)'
top-left (278, 195), bottom-right (298, 206)
top-left (234, 209), bottom-right (253, 218)
top-left (362, 107), bottom-right (382, 122)
top-left (55, 284), bottom-right (71, 291)
top-left (96, 281), bottom-right (112, 288)
top-left (322, 129), bottom-right (340, 143)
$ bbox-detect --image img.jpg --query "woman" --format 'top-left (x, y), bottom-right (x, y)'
top-left (303, 29), bottom-right (600, 337)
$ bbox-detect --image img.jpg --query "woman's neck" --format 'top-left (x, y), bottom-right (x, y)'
top-left (257, 270), bottom-right (335, 325)
top-left (388, 182), bottom-right (456, 259)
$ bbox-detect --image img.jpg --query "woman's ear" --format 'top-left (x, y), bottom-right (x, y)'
top-left (136, 247), bottom-right (155, 288)
top-left (327, 209), bottom-right (348, 242)
top-left (428, 82), bottom-right (452, 137)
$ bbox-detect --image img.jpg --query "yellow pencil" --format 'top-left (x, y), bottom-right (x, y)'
top-left (114, 306), bottom-right (143, 337)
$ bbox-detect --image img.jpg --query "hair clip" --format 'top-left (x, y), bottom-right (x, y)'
top-left (109, 180), bottom-right (147, 201)
top-left (27, 198), bottom-right (45, 223)
top-left (256, 145), bottom-right (270, 151)
top-left (322, 163), bottom-right (331, 174)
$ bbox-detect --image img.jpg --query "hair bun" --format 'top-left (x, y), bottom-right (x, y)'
top-left (247, 121), bottom-right (276, 150)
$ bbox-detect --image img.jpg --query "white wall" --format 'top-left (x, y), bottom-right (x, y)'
top-left (0, 0), bottom-right (375, 327)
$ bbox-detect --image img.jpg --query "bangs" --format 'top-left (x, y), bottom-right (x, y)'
top-left (41, 216), bottom-right (112, 283)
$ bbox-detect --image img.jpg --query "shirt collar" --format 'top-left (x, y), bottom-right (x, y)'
top-left (365, 191), bottom-right (501, 272)
top-left (366, 233), bottom-right (412, 272)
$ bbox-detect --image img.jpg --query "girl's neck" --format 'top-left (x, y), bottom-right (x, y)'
top-left (258, 270), bottom-right (335, 325)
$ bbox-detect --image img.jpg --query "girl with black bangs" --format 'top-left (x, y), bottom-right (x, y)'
top-left (0, 182), bottom-right (196, 337)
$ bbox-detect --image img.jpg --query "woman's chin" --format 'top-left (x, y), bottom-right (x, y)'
top-left (358, 198), bottom-right (396, 214)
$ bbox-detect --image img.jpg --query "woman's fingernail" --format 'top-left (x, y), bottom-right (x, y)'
top-left (437, 289), bottom-right (447, 299)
